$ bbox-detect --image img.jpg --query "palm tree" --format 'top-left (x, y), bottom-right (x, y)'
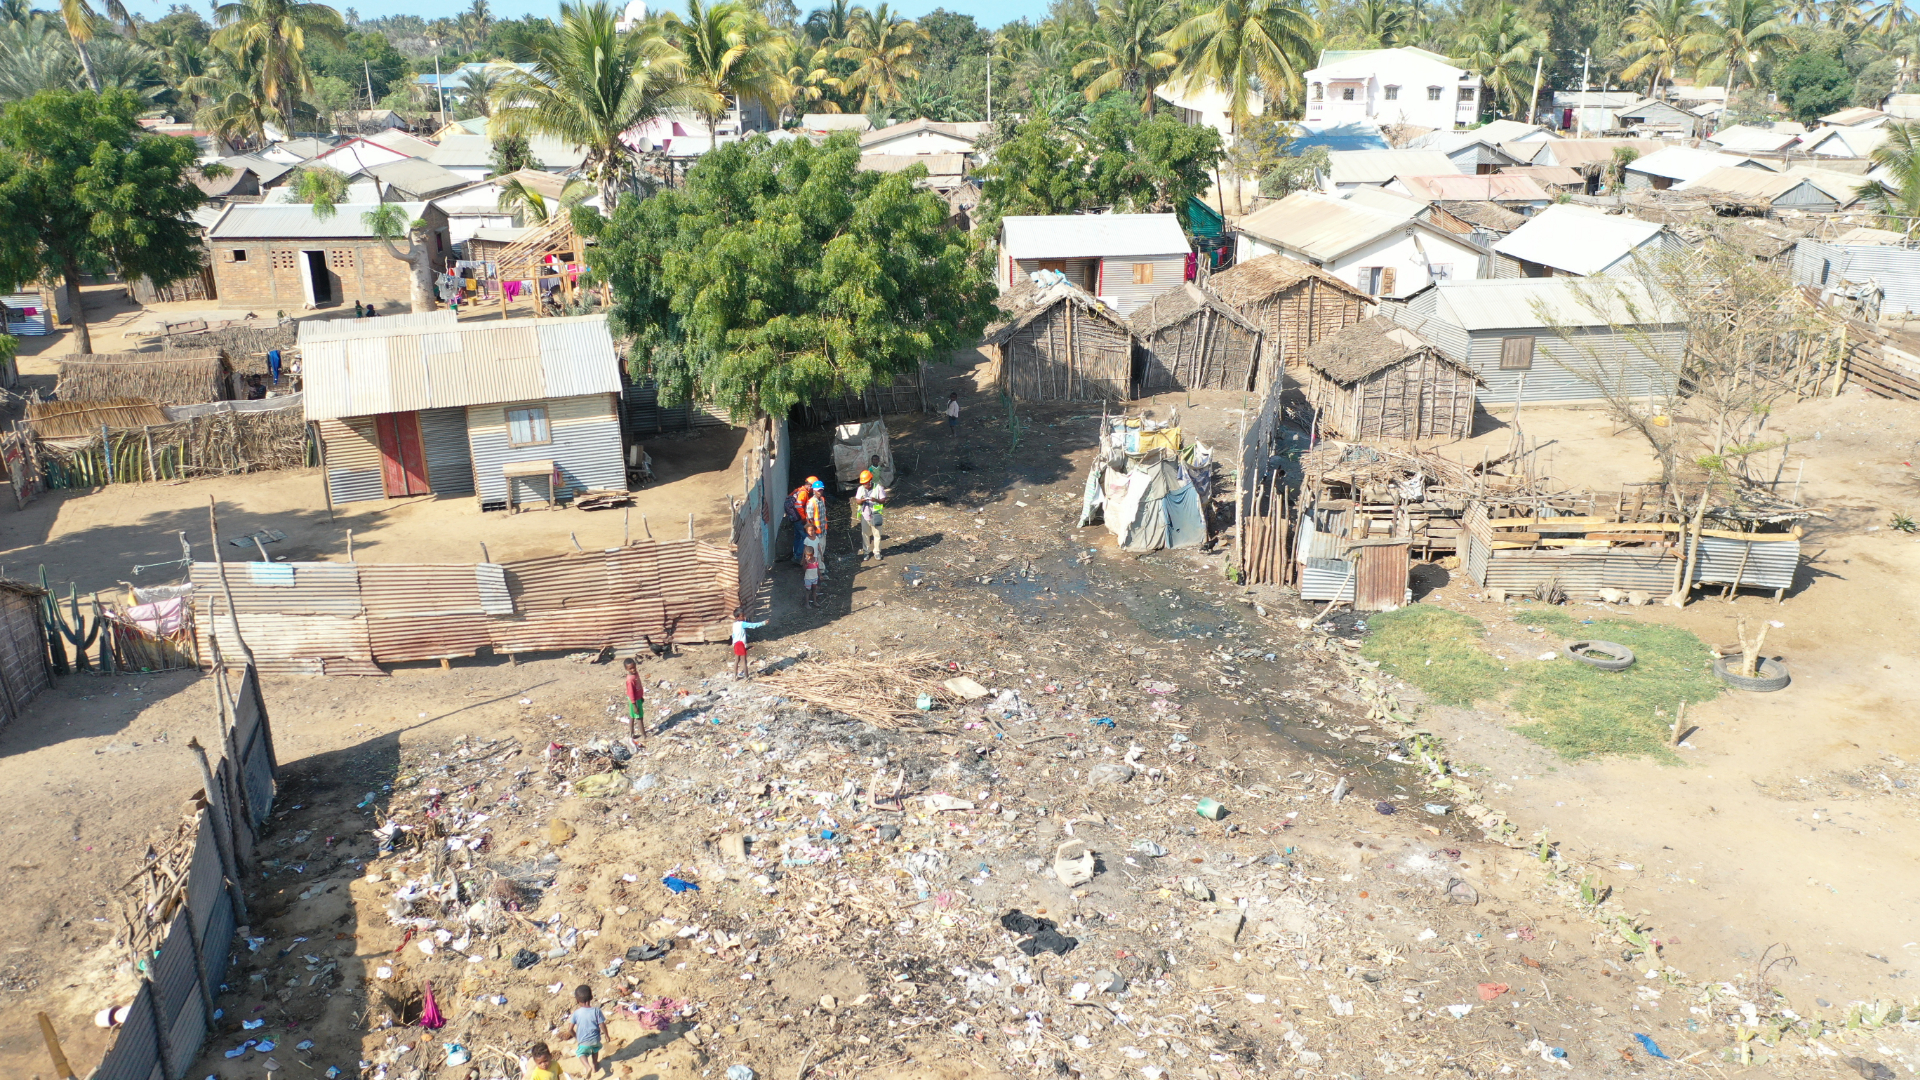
top-left (1160, 0), bottom-right (1317, 131)
top-left (802, 0), bottom-right (851, 46)
top-left (1455, 1), bottom-right (1546, 118)
top-left (1859, 122), bottom-right (1920, 223)
top-left (1071, 0), bottom-right (1177, 112)
top-left (669, 0), bottom-right (791, 148)
top-left (1349, 0), bottom-right (1406, 47)
top-left (211, 0), bottom-right (345, 136)
top-left (1698, 0), bottom-right (1787, 92)
top-left (835, 3), bottom-right (924, 109)
top-left (491, 0), bottom-right (712, 209)
top-left (1618, 0), bottom-right (1713, 98)
top-left (1785, 0), bottom-right (1823, 22)
top-left (0, 16), bottom-right (82, 101)
top-left (497, 174), bottom-right (592, 222)
top-left (447, 62), bottom-right (505, 117)
top-left (1863, 0), bottom-right (1912, 36)
top-left (455, 0), bottom-right (492, 49)
top-left (58, 0), bottom-right (133, 91)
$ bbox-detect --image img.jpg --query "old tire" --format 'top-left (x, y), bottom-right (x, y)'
top-left (1714, 655), bottom-right (1790, 692)
top-left (1565, 640), bottom-right (1635, 671)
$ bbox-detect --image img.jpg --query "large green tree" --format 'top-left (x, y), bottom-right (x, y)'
top-left (977, 107), bottom-right (1221, 232)
top-left (1774, 47), bottom-right (1852, 121)
top-left (585, 132), bottom-right (995, 420)
top-left (0, 90), bottom-right (208, 353)
top-left (1071, 0), bottom-right (1177, 112)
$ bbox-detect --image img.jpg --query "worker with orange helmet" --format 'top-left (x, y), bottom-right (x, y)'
top-left (853, 468), bottom-right (887, 562)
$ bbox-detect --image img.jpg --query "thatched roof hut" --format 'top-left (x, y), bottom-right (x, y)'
top-left (985, 281), bottom-right (1132, 401)
top-left (54, 352), bottom-right (228, 405)
top-left (1129, 282), bottom-right (1264, 395)
top-left (1209, 254), bottom-right (1373, 382)
top-left (1294, 317), bottom-right (1482, 440)
top-left (23, 399), bottom-right (170, 439)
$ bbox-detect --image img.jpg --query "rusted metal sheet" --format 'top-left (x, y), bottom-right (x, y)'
top-left (506, 551), bottom-right (614, 614)
top-left (360, 563), bottom-right (491, 661)
top-left (191, 562), bottom-right (364, 616)
top-left (1352, 540), bottom-right (1410, 611)
top-left (608, 543), bottom-right (667, 640)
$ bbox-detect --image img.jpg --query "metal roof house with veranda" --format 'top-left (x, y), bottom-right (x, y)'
top-left (302, 313), bottom-right (628, 509)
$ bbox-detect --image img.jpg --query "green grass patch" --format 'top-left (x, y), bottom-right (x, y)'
top-left (1362, 605), bottom-right (1722, 761)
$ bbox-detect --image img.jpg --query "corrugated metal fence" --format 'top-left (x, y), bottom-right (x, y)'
top-left (730, 417), bottom-right (789, 614)
top-left (1794, 240), bottom-right (1920, 318)
top-left (93, 664), bottom-right (273, 1080)
top-left (620, 379), bottom-right (731, 437)
top-left (191, 540), bottom-right (742, 673)
top-left (1461, 503), bottom-right (1801, 600)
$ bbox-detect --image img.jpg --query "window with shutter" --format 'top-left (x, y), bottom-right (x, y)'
top-left (1132, 263), bottom-right (1154, 285)
top-left (1380, 267), bottom-right (1396, 295)
top-left (1500, 336), bottom-right (1535, 370)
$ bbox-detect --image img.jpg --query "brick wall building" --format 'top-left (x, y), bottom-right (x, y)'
top-left (206, 202), bottom-right (451, 312)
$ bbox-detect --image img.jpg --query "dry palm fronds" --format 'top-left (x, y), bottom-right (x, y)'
top-left (759, 650), bottom-right (960, 728)
top-left (55, 352), bottom-right (226, 404)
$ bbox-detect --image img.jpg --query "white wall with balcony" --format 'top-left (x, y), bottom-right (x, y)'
top-left (1303, 47), bottom-right (1483, 132)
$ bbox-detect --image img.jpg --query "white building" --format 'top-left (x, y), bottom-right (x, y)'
top-left (1491, 203), bottom-right (1673, 278)
top-left (1154, 80), bottom-right (1265, 148)
top-left (1303, 47), bottom-right (1483, 132)
top-left (1232, 191), bottom-right (1487, 299)
top-left (860, 119), bottom-right (992, 157)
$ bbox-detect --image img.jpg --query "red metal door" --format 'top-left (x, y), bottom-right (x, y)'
top-left (375, 411), bottom-right (430, 497)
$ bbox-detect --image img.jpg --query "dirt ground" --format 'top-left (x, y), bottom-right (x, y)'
top-left (1403, 394), bottom-right (1920, 1014)
top-left (4, 302), bottom-right (1920, 1077)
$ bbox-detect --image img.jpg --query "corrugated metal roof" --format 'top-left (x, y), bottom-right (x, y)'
top-left (1428, 277), bottom-right (1682, 331)
top-left (1801, 125), bottom-right (1889, 157)
top-left (1492, 204), bottom-right (1665, 275)
top-left (1343, 186), bottom-right (1429, 218)
top-left (1704, 125), bottom-right (1802, 153)
top-left (1393, 173), bottom-right (1550, 202)
top-left (469, 226), bottom-right (532, 244)
top-left (1623, 146), bottom-right (1750, 182)
top-left (358, 157), bottom-right (469, 196)
top-left (999, 213), bottom-right (1189, 260)
top-left (302, 314), bottom-right (621, 420)
top-left (1824, 106), bottom-right (1889, 126)
top-left (1328, 149), bottom-right (1455, 185)
top-left (1532, 138), bottom-right (1666, 168)
top-left (208, 201), bottom-right (430, 239)
top-left (298, 310), bottom-right (457, 343)
top-left (1677, 165), bottom-right (1864, 205)
top-left (1236, 191), bottom-right (1440, 262)
top-left (428, 134), bottom-right (494, 169)
top-left (1473, 119), bottom-right (1559, 143)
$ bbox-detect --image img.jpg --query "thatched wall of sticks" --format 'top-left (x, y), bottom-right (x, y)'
top-left (54, 352), bottom-right (227, 404)
top-left (1130, 282), bottom-right (1265, 394)
top-left (23, 398), bottom-right (170, 439)
top-left (157, 324), bottom-right (297, 374)
top-left (36, 405), bottom-right (314, 489)
top-left (985, 283), bottom-right (1132, 402)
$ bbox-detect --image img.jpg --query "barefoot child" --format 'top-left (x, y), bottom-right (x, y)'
top-left (731, 607), bottom-right (768, 678)
top-left (561, 985), bottom-right (606, 1076)
top-left (802, 548), bottom-right (820, 607)
top-left (621, 657), bottom-right (644, 738)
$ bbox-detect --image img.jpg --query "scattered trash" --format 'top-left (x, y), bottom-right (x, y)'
top-left (444, 1044), bottom-right (471, 1065)
top-left (726, 1066), bottom-right (757, 1080)
top-left (1089, 716), bottom-right (1116, 729)
top-left (1846, 1056), bottom-right (1897, 1080)
top-left (511, 948), bottom-right (540, 970)
top-left (1087, 762), bottom-right (1134, 785)
top-left (1133, 840), bottom-right (1167, 857)
top-left (662, 876), bottom-right (700, 894)
top-left (1477, 983), bottom-right (1509, 1001)
top-left (1054, 840), bottom-right (1095, 887)
top-left (925, 794), bottom-right (975, 811)
top-left (1631, 1033), bottom-right (1668, 1060)
top-left (1374, 801), bottom-right (1396, 815)
top-left (1330, 777), bottom-right (1349, 805)
top-left (943, 676), bottom-right (989, 700)
top-left (1194, 797), bottom-right (1226, 820)
top-left (574, 772), bottom-right (630, 798)
top-left (1424, 803), bottom-right (1451, 815)
top-left (1445, 878), bottom-right (1479, 905)
top-left (1002, 910), bottom-right (1078, 955)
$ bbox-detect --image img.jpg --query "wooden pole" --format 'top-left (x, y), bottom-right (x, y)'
top-left (313, 422), bottom-right (334, 524)
top-left (36, 1012), bottom-right (75, 1080)
top-left (346, 529), bottom-right (354, 562)
top-left (206, 497), bottom-right (253, 664)
top-left (1669, 700), bottom-right (1686, 747)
